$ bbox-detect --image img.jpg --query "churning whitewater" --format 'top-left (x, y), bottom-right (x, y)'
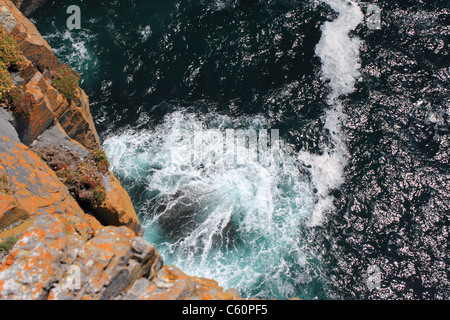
top-left (103, 0), bottom-right (364, 300)
top-left (34, 0), bottom-right (450, 299)
top-left (104, 111), bottom-right (319, 299)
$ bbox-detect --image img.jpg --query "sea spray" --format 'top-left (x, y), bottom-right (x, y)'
top-left (41, 27), bottom-right (96, 80)
top-left (104, 111), bottom-right (323, 299)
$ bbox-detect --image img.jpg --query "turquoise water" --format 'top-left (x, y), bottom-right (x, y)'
top-left (33, 0), bottom-right (450, 300)
top-left (103, 111), bottom-right (323, 299)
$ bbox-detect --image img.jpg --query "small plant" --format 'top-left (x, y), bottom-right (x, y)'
top-left (93, 148), bottom-right (110, 174)
top-left (0, 26), bottom-right (22, 70)
top-left (0, 236), bottom-right (18, 252)
top-left (0, 174), bottom-right (11, 194)
top-left (52, 63), bottom-right (80, 102)
top-left (0, 27), bottom-right (36, 121)
top-left (93, 185), bottom-right (107, 208)
top-left (0, 62), bottom-right (13, 102)
top-left (34, 146), bottom-right (108, 211)
top-left (5, 86), bottom-right (35, 119)
top-left (57, 159), bottom-right (107, 209)
top-left (0, 25), bottom-right (24, 104)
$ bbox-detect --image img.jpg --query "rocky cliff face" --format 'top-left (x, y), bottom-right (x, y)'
top-left (0, 0), bottom-right (240, 300)
top-left (10, 0), bottom-right (47, 16)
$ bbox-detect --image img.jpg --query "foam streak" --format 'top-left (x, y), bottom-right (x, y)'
top-left (301, 0), bottom-right (363, 226)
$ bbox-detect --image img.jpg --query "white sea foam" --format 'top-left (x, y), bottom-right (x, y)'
top-left (300, 0), bottom-right (363, 226)
top-left (103, 0), bottom-right (365, 298)
top-left (139, 25), bottom-right (152, 42)
top-left (315, 0), bottom-right (364, 103)
top-left (104, 111), bottom-right (318, 299)
top-left (43, 29), bottom-right (95, 73)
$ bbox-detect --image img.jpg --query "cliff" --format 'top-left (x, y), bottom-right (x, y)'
top-left (0, 0), bottom-right (240, 300)
top-left (9, 0), bottom-right (47, 16)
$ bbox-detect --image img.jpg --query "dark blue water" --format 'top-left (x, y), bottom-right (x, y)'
top-left (32, 0), bottom-right (449, 299)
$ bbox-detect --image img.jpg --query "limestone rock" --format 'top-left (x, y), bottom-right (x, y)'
top-left (31, 123), bottom-right (90, 158)
top-left (0, 108), bottom-right (20, 143)
top-left (122, 265), bottom-right (241, 300)
top-left (10, 0), bottom-right (48, 16)
top-left (94, 171), bottom-right (143, 236)
top-left (0, 0), bottom-right (100, 150)
top-left (49, 226), bottom-right (162, 300)
top-left (0, 214), bottom-right (93, 300)
top-left (1, 1), bottom-right (58, 71)
top-left (0, 137), bottom-right (87, 226)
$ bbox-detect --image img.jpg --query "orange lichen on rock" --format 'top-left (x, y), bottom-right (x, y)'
top-left (0, 0), bottom-right (100, 150)
top-left (93, 172), bottom-right (142, 236)
top-left (0, 192), bottom-right (30, 234)
top-left (0, 213), bottom-right (100, 299)
top-left (20, 70), bottom-right (56, 145)
top-left (0, 0), bottom-right (245, 301)
top-left (0, 138), bottom-right (87, 223)
top-left (1, 0), bottom-right (58, 70)
top-left (51, 87), bottom-right (100, 150)
top-left (48, 225), bottom-right (163, 300)
top-left (123, 265), bottom-right (241, 301)
top-left (0, 214), bottom-right (72, 299)
top-left (33, 145), bottom-right (142, 234)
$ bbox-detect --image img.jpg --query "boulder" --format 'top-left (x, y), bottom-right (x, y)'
top-left (49, 226), bottom-right (162, 300)
top-left (94, 171), bottom-right (143, 236)
top-left (0, 137), bottom-right (87, 225)
top-left (0, 214), bottom-right (95, 299)
top-left (31, 123), bottom-right (90, 158)
top-left (122, 265), bottom-right (241, 300)
top-left (0, 212), bottom-right (162, 300)
top-left (0, 108), bottom-right (20, 143)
